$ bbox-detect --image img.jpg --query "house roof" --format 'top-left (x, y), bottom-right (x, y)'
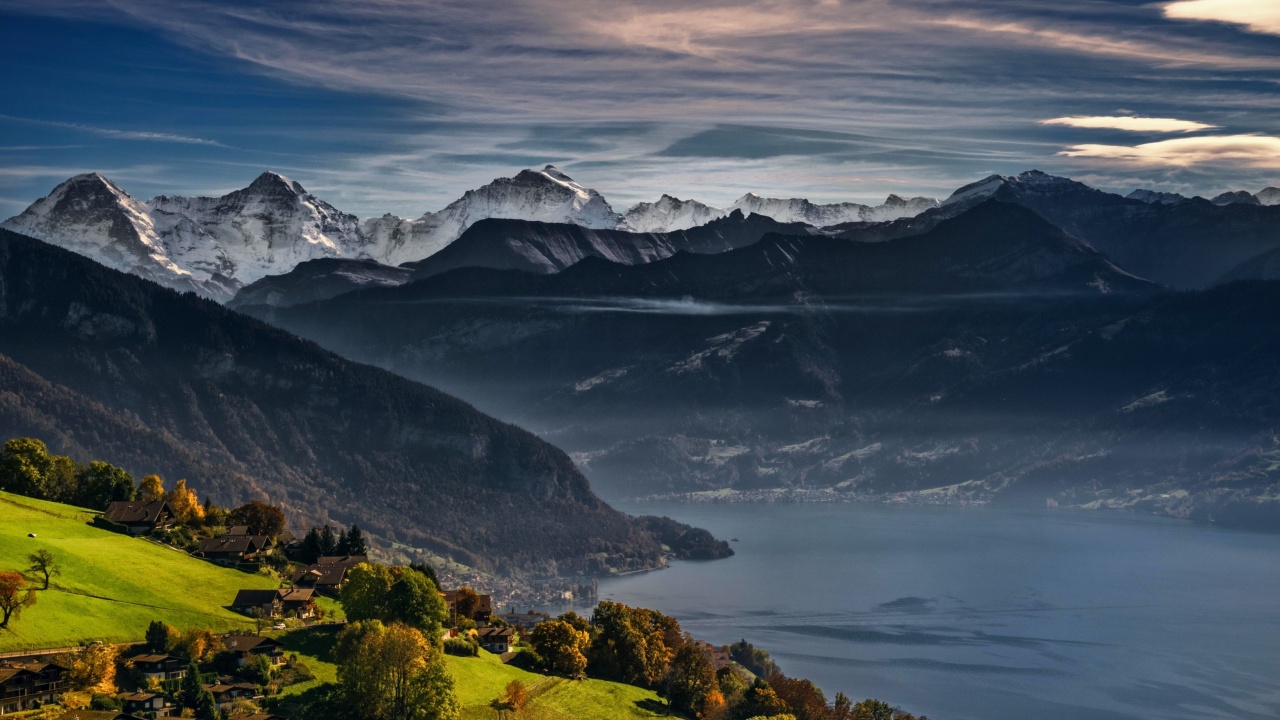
top-left (199, 535), bottom-right (261, 555)
top-left (315, 555), bottom-right (368, 565)
top-left (477, 626), bottom-right (515, 639)
top-left (0, 666), bottom-right (36, 684)
top-left (232, 589), bottom-right (280, 607)
top-left (278, 588), bottom-right (315, 604)
top-left (119, 692), bottom-right (160, 702)
top-left (223, 635), bottom-right (280, 653)
top-left (126, 653), bottom-right (178, 664)
top-left (103, 501), bottom-right (170, 524)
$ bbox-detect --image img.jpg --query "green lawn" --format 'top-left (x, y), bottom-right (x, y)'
top-left (0, 491), bottom-right (276, 651)
top-left (276, 628), bottom-right (670, 720)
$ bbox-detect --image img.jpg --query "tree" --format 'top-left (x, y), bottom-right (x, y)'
top-left (664, 644), bottom-right (717, 717)
top-left (0, 437), bottom-right (53, 498)
top-left (145, 620), bottom-right (176, 652)
top-left (319, 525), bottom-right (339, 556)
top-left (346, 524), bottom-right (369, 556)
top-left (409, 561), bottom-right (438, 588)
top-left (167, 479), bottom-right (205, 524)
top-left (179, 660), bottom-right (205, 710)
top-left (66, 642), bottom-right (119, 694)
top-left (502, 680), bottom-right (528, 712)
top-left (588, 600), bottom-right (681, 688)
top-left (44, 455), bottom-right (81, 504)
top-left (736, 679), bottom-right (790, 720)
top-left (25, 549), bottom-right (59, 590)
top-left (453, 586), bottom-right (481, 622)
top-left (138, 474), bottom-right (165, 502)
top-left (335, 620), bottom-right (459, 720)
top-left (337, 528), bottom-right (350, 555)
top-left (0, 572), bottom-right (36, 628)
top-left (851, 699), bottom-right (897, 720)
top-left (529, 619), bottom-right (589, 677)
top-left (74, 460), bottom-right (135, 509)
top-left (768, 675), bottom-right (828, 720)
top-left (341, 563), bottom-right (446, 640)
top-left (228, 500), bottom-right (287, 537)
top-left (301, 527), bottom-right (323, 564)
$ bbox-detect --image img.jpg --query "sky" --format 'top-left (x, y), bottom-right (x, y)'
top-left (1, 0), bottom-right (1279, 219)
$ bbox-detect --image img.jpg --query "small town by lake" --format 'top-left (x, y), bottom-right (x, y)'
top-left (596, 501), bottom-right (1280, 720)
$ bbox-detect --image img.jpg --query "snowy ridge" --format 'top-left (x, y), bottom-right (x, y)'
top-left (1127, 189), bottom-right (1188, 205)
top-left (623, 191), bottom-right (938, 232)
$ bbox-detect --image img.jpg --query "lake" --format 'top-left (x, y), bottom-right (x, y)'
top-left (593, 502), bottom-right (1280, 720)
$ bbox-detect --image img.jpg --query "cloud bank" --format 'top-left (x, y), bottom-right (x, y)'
top-left (1041, 116), bottom-right (1216, 133)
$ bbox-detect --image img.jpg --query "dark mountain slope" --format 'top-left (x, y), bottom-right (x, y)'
top-left (0, 227), bottom-right (670, 577)
top-left (401, 210), bottom-right (816, 279)
top-left (228, 257), bottom-right (411, 309)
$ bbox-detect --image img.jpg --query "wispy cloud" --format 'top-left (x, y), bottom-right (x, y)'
top-left (1164, 0), bottom-right (1280, 36)
top-left (1041, 116), bottom-right (1216, 133)
top-left (0, 114), bottom-right (225, 146)
top-left (1059, 134), bottom-right (1280, 169)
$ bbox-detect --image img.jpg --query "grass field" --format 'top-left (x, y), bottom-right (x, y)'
top-left (0, 491), bottom-right (276, 652)
top-left (276, 628), bottom-right (670, 720)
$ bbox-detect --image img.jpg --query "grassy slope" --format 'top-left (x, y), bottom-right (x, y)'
top-left (277, 629), bottom-right (667, 720)
top-left (0, 491), bottom-right (275, 651)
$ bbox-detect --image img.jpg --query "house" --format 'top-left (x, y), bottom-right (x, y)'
top-left (290, 556), bottom-right (367, 596)
top-left (227, 526), bottom-right (277, 550)
top-left (126, 654), bottom-right (187, 681)
top-left (102, 501), bottom-right (173, 535)
top-left (1, 661), bottom-right (68, 714)
top-left (222, 636), bottom-right (285, 666)
top-left (119, 691), bottom-right (169, 717)
top-left (499, 610), bottom-right (551, 633)
top-left (198, 535), bottom-right (266, 565)
top-left (231, 588), bottom-right (317, 619)
top-left (205, 682), bottom-right (260, 712)
top-left (475, 626), bottom-right (516, 654)
top-left (443, 589), bottom-right (493, 623)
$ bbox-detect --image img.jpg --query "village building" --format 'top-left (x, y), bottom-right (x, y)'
top-left (475, 626), bottom-right (516, 654)
top-left (205, 682), bottom-right (260, 712)
top-left (119, 691), bottom-right (169, 717)
top-left (101, 501), bottom-right (174, 535)
top-left (0, 661), bottom-right (68, 714)
top-left (198, 535), bottom-right (266, 565)
top-left (125, 653), bottom-right (187, 682)
top-left (230, 588), bottom-right (316, 619)
top-left (290, 556), bottom-right (367, 596)
top-left (443, 589), bottom-right (493, 623)
top-left (222, 636), bottom-right (285, 666)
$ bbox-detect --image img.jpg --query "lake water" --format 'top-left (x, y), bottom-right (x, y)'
top-left (595, 502), bottom-right (1280, 720)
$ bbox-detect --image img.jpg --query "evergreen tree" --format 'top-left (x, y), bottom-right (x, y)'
top-left (319, 525), bottom-right (339, 556)
top-left (346, 525), bottom-right (369, 556)
top-left (179, 660), bottom-right (204, 711)
top-left (337, 528), bottom-right (350, 556)
top-left (301, 528), bottom-right (323, 565)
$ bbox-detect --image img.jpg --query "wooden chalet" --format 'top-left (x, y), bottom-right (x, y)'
top-left (0, 661), bottom-right (68, 714)
top-left (290, 555), bottom-right (367, 596)
top-left (101, 501), bottom-right (173, 535)
top-left (222, 636), bottom-right (285, 666)
top-left (119, 691), bottom-right (169, 717)
top-left (230, 588), bottom-right (316, 619)
top-left (205, 682), bottom-right (260, 712)
top-left (198, 535), bottom-right (266, 564)
top-left (475, 626), bottom-right (516, 654)
top-left (125, 653), bottom-right (187, 681)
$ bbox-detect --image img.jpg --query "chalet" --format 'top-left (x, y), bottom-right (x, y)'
top-left (205, 682), bottom-right (259, 712)
top-left (1, 661), bottom-right (68, 714)
top-left (443, 589), bottom-right (493, 623)
top-left (126, 654), bottom-right (187, 681)
top-left (475, 626), bottom-right (516, 654)
top-left (231, 588), bottom-right (316, 619)
top-left (222, 636), bottom-right (285, 666)
top-left (290, 556), bottom-right (367, 596)
top-left (119, 691), bottom-right (169, 717)
top-left (499, 610), bottom-right (551, 633)
top-left (227, 526), bottom-right (277, 550)
top-left (102, 501), bottom-right (173, 535)
top-left (198, 535), bottom-right (266, 564)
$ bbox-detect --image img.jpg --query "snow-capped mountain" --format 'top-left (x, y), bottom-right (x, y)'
top-left (1257, 187), bottom-right (1280, 206)
top-left (149, 171), bottom-right (366, 286)
top-left (0, 173), bottom-right (237, 299)
top-left (1211, 190), bottom-right (1262, 206)
top-left (1127, 189), bottom-right (1188, 205)
top-left (621, 195), bottom-right (724, 233)
top-left (363, 165), bottom-right (623, 265)
top-left (621, 191), bottom-right (938, 232)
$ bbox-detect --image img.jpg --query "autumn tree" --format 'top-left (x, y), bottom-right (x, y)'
top-left (529, 619), bottom-right (590, 677)
top-left (228, 500), bottom-right (287, 537)
top-left (664, 643), bottom-right (717, 716)
top-left (736, 678), bottom-right (791, 720)
top-left (588, 600), bottom-right (682, 688)
top-left (167, 479), bottom-right (205, 525)
top-left (768, 675), bottom-right (829, 720)
top-left (66, 642), bottom-right (119, 694)
top-left (0, 572), bottom-right (36, 628)
top-left (138, 474), bottom-right (165, 502)
top-left (335, 620), bottom-right (459, 720)
top-left (453, 586), bottom-right (481, 623)
top-left (25, 549), bottom-right (59, 590)
top-left (850, 699), bottom-right (898, 720)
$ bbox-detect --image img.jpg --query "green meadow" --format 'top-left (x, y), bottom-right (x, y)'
top-left (0, 491), bottom-right (274, 652)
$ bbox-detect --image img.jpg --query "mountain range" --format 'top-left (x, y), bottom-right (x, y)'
top-left (0, 226), bottom-right (711, 577)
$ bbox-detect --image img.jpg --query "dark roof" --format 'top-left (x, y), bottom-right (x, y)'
top-left (223, 635), bottom-right (280, 653)
top-left (103, 501), bottom-right (170, 524)
top-left (278, 588), bottom-right (315, 604)
top-left (228, 525), bottom-right (250, 535)
top-left (232, 589), bottom-right (280, 607)
top-left (477, 626), bottom-right (515, 639)
top-left (54, 712), bottom-right (147, 720)
top-left (199, 535), bottom-right (262, 555)
top-left (119, 692), bottom-right (160, 702)
top-left (126, 653), bottom-right (178, 664)
top-left (0, 666), bottom-right (36, 684)
top-left (315, 555), bottom-right (368, 565)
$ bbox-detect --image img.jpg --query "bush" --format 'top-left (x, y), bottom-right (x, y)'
top-left (443, 637), bottom-right (478, 657)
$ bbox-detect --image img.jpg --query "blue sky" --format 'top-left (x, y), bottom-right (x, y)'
top-left (1, 0), bottom-right (1279, 218)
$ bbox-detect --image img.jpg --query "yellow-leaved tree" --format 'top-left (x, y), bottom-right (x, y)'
top-left (138, 474), bottom-right (165, 502)
top-left (167, 478), bottom-right (205, 524)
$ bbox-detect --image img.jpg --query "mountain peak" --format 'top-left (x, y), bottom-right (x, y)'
top-left (1211, 190), bottom-right (1261, 206)
top-left (248, 171), bottom-right (305, 195)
